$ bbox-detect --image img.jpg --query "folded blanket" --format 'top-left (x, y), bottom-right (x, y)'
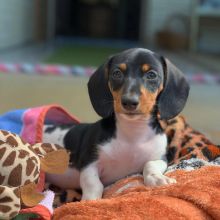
top-left (0, 105), bottom-right (79, 145)
top-left (53, 164), bottom-right (220, 220)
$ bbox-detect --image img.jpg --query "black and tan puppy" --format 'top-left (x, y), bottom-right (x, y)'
top-left (44, 48), bottom-right (190, 200)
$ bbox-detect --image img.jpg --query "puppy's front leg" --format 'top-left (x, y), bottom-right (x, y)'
top-left (80, 163), bottom-right (104, 200)
top-left (143, 160), bottom-right (176, 186)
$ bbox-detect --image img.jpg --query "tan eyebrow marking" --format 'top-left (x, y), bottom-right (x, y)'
top-left (119, 63), bottom-right (127, 72)
top-left (142, 64), bottom-right (150, 72)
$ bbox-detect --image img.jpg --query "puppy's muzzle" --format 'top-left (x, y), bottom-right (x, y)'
top-left (121, 95), bottom-right (139, 111)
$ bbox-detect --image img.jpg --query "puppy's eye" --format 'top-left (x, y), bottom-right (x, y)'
top-left (112, 70), bottom-right (123, 79)
top-left (146, 71), bottom-right (157, 80)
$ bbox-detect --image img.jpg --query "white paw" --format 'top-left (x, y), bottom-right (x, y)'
top-left (144, 173), bottom-right (176, 187)
top-left (81, 192), bottom-right (103, 201)
top-left (81, 184), bottom-right (104, 201)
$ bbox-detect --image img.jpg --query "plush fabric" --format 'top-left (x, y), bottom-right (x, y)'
top-left (0, 129), bottom-right (69, 219)
top-left (0, 105), bottom-right (79, 145)
top-left (0, 105), bottom-right (78, 220)
top-left (53, 165), bottom-right (220, 220)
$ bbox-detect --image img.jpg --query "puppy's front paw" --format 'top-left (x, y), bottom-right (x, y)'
top-left (81, 193), bottom-right (102, 201)
top-left (81, 185), bottom-right (104, 201)
top-left (144, 173), bottom-right (176, 187)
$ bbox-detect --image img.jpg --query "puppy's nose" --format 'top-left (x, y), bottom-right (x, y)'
top-left (121, 95), bottom-right (139, 111)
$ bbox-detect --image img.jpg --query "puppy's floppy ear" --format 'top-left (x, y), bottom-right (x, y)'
top-left (158, 57), bottom-right (190, 120)
top-left (88, 58), bottom-right (114, 118)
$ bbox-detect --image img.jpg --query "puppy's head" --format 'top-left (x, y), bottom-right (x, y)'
top-left (88, 48), bottom-right (190, 120)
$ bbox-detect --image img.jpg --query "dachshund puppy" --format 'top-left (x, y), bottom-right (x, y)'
top-left (44, 48), bottom-right (190, 200)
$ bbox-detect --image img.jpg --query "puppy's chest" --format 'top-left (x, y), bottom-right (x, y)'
top-left (98, 133), bottom-right (167, 185)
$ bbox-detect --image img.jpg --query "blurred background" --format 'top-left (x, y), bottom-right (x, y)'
top-left (0, 0), bottom-right (220, 143)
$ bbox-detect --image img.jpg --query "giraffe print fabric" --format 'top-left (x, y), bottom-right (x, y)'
top-left (0, 129), bottom-right (69, 219)
top-left (0, 130), bottom-right (40, 187)
top-left (0, 105), bottom-right (76, 219)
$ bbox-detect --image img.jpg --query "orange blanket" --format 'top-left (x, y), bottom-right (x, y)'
top-left (53, 166), bottom-right (220, 220)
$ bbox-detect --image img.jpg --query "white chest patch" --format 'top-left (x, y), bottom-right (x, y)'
top-left (97, 115), bottom-right (167, 185)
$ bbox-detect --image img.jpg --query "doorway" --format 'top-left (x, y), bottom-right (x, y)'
top-left (55, 0), bottom-right (141, 41)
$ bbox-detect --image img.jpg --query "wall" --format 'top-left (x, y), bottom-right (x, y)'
top-left (198, 18), bottom-right (220, 53)
top-left (140, 0), bottom-right (192, 46)
top-left (140, 0), bottom-right (220, 53)
top-left (0, 0), bottom-right (35, 50)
